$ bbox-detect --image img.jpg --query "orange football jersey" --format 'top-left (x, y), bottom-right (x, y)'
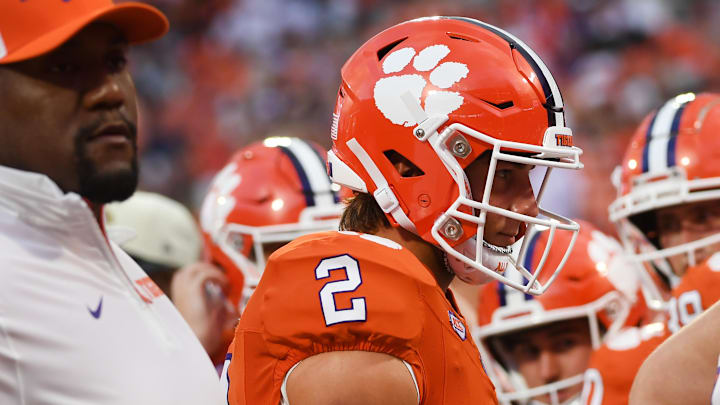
top-left (222, 231), bottom-right (497, 405)
top-left (667, 253), bottom-right (720, 334)
top-left (580, 323), bottom-right (669, 405)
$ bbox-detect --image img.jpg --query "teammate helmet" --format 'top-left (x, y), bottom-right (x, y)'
top-left (327, 16), bottom-right (583, 294)
top-left (200, 137), bottom-right (343, 310)
top-left (609, 92), bottom-right (720, 309)
top-left (475, 221), bottom-right (644, 405)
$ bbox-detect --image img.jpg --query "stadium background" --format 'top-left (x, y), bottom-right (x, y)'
top-left (124, 0), bottom-right (720, 235)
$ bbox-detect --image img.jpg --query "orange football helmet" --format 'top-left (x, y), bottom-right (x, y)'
top-left (327, 16), bottom-right (583, 294)
top-left (609, 92), bottom-right (720, 310)
top-left (200, 137), bottom-right (343, 310)
top-left (475, 220), bottom-right (646, 405)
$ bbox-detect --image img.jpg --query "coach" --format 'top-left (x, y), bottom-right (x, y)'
top-left (0, 1), bottom-right (223, 403)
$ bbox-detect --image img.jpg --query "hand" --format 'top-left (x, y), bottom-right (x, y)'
top-left (170, 262), bottom-right (237, 361)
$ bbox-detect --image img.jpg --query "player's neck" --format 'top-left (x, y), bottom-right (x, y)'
top-left (371, 226), bottom-right (455, 291)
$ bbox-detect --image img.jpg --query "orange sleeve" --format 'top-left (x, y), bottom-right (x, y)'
top-left (581, 325), bottom-right (668, 405)
top-left (228, 232), bottom-right (433, 404)
top-left (669, 260), bottom-right (720, 333)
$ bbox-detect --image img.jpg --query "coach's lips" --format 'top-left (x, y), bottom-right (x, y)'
top-left (88, 123), bottom-right (133, 143)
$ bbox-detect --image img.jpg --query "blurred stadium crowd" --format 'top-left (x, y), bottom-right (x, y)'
top-left (128, 0), bottom-right (720, 234)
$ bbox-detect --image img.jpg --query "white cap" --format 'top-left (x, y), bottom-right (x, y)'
top-left (104, 191), bottom-right (202, 269)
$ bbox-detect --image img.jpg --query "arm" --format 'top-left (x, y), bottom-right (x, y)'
top-left (170, 262), bottom-right (236, 360)
top-left (630, 300), bottom-right (720, 405)
top-left (285, 350), bottom-right (419, 405)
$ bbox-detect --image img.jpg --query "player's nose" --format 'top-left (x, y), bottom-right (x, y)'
top-left (510, 177), bottom-right (539, 218)
top-left (538, 350), bottom-right (561, 382)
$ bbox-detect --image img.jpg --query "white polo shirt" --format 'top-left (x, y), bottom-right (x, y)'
top-left (0, 165), bottom-right (224, 405)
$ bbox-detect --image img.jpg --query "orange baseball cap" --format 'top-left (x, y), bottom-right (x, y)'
top-left (0, 0), bottom-right (169, 64)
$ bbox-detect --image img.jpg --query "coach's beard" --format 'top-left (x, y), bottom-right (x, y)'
top-left (74, 119), bottom-right (139, 204)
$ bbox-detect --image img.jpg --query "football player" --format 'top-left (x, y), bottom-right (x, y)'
top-left (581, 92), bottom-right (720, 405)
top-left (223, 17), bottom-right (583, 405)
top-left (200, 136), bottom-right (344, 314)
top-left (476, 221), bottom-right (646, 405)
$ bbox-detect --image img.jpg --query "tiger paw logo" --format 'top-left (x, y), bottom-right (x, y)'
top-left (374, 44), bottom-right (469, 127)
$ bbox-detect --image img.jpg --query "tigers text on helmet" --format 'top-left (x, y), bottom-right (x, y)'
top-left (200, 137), bottom-right (343, 310)
top-left (609, 92), bottom-right (720, 310)
top-left (327, 16), bottom-right (583, 294)
top-left (474, 221), bottom-right (646, 405)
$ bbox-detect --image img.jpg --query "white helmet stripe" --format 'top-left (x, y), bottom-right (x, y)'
top-left (645, 96), bottom-right (689, 173)
top-left (283, 139), bottom-right (336, 208)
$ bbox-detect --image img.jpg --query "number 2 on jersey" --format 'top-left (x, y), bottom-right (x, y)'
top-left (315, 254), bottom-right (367, 326)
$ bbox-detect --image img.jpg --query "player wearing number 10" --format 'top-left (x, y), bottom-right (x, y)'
top-left (583, 93), bottom-right (720, 405)
top-left (222, 17), bottom-right (583, 405)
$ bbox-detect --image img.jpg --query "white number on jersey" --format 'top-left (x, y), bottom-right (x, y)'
top-left (667, 290), bottom-right (703, 334)
top-left (315, 254), bottom-right (367, 326)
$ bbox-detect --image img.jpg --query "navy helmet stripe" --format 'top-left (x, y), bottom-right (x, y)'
top-left (279, 146), bottom-right (315, 207)
top-left (497, 282), bottom-right (507, 307)
top-left (307, 145), bottom-right (341, 204)
top-left (667, 103), bottom-right (687, 167)
top-left (445, 17), bottom-right (564, 127)
top-left (282, 139), bottom-right (338, 208)
top-left (641, 112), bottom-right (658, 173)
top-left (522, 230), bottom-right (542, 301)
top-left (642, 98), bottom-right (691, 173)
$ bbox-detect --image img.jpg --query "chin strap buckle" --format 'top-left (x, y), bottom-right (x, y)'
top-left (373, 186), bottom-right (400, 213)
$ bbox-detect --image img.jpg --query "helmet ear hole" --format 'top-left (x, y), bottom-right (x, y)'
top-left (383, 149), bottom-right (425, 177)
top-left (376, 37), bottom-right (408, 61)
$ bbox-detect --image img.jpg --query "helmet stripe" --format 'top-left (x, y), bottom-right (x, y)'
top-left (641, 112), bottom-right (658, 173)
top-left (521, 230), bottom-right (542, 301)
top-left (496, 230), bottom-right (542, 307)
top-left (445, 17), bottom-right (565, 127)
top-left (279, 139), bottom-right (336, 208)
top-left (279, 145), bottom-right (315, 207)
top-left (306, 144), bottom-right (341, 203)
top-left (666, 103), bottom-right (687, 167)
top-left (642, 97), bottom-right (691, 173)
top-left (497, 282), bottom-right (507, 307)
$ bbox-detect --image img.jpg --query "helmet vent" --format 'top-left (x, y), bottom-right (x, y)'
top-left (447, 33), bottom-right (479, 42)
top-left (481, 99), bottom-right (514, 110)
top-left (377, 37), bottom-right (408, 61)
top-left (383, 149), bottom-right (425, 177)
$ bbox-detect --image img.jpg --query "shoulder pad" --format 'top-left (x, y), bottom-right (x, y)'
top-left (251, 231), bottom-right (435, 355)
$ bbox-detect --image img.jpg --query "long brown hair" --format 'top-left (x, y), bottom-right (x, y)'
top-left (339, 192), bottom-right (390, 234)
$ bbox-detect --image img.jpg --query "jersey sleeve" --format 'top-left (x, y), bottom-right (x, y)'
top-left (580, 324), bottom-right (668, 405)
top-left (228, 232), bottom-right (433, 405)
top-left (668, 255), bottom-right (720, 333)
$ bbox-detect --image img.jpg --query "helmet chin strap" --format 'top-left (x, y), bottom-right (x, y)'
top-left (444, 237), bottom-right (517, 284)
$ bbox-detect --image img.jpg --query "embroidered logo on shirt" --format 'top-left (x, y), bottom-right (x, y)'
top-left (135, 277), bottom-right (164, 303)
top-left (448, 310), bottom-right (466, 340)
top-left (88, 296), bottom-right (103, 319)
